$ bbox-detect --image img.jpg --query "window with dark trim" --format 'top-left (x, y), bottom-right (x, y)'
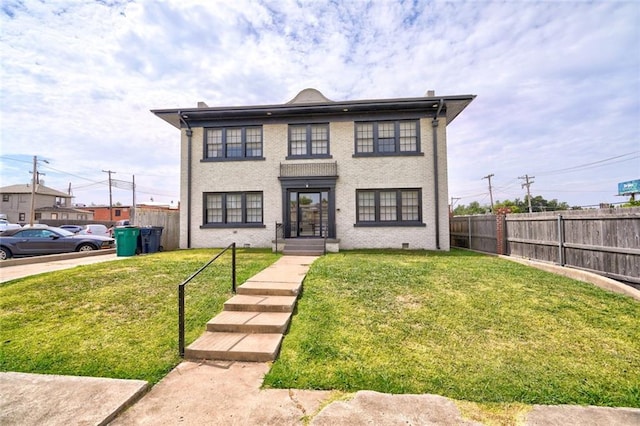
top-left (203, 192), bottom-right (263, 226)
top-left (354, 120), bottom-right (420, 155)
top-left (2, 194), bottom-right (9, 202)
top-left (204, 126), bottom-right (263, 160)
top-left (288, 124), bottom-right (331, 158)
top-left (355, 189), bottom-right (423, 226)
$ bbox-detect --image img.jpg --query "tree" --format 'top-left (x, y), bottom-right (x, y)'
top-left (453, 201), bottom-right (489, 215)
top-left (494, 199), bottom-right (523, 213)
top-left (453, 196), bottom-right (572, 215)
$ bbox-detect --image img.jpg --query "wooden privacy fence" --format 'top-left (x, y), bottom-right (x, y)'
top-left (450, 208), bottom-right (640, 284)
top-left (450, 214), bottom-right (497, 253)
top-left (134, 208), bottom-right (180, 251)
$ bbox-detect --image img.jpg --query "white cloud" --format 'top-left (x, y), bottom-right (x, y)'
top-left (1, 0), bottom-right (638, 208)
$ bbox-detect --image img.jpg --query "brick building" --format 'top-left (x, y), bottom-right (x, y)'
top-left (152, 89), bottom-right (475, 251)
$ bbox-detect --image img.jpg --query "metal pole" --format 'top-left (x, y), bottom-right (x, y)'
top-left (178, 284), bottom-right (185, 357)
top-left (232, 242), bottom-right (236, 293)
top-left (557, 215), bottom-right (565, 266)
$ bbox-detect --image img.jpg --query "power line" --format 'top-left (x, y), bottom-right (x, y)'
top-left (535, 151), bottom-right (639, 176)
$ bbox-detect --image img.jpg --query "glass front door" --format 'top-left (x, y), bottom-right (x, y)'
top-left (289, 191), bottom-right (328, 237)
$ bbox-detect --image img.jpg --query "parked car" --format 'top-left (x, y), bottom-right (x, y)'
top-left (0, 219), bottom-right (21, 233)
top-left (59, 225), bottom-right (83, 234)
top-left (0, 226), bottom-right (115, 260)
top-left (79, 224), bottom-right (110, 237)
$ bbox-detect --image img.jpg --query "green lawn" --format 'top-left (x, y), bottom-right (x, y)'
top-left (0, 249), bottom-right (279, 384)
top-left (2, 248), bottom-right (638, 409)
top-left (263, 249), bottom-right (640, 408)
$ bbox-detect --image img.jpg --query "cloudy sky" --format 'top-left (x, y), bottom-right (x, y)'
top-left (1, 0), bottom-right (638, 209)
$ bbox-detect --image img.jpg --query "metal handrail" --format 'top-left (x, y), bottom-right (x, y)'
top-left (178, 242), bottom-right (236, 357)
top-left (275, 222), bottom-right (283, 252)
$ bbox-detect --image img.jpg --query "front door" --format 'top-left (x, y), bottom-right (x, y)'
top-left (289, 191), bottom-right (328, 237)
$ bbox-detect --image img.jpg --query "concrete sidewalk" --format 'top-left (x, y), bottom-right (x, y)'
top-left (0, 250), bottom-right (123, 283)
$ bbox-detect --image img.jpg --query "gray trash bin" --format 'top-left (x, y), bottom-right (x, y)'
top-left (140, 226), bottom-right (164, 253)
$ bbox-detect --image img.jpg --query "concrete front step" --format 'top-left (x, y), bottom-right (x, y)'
top-left (185, 332), bottom-right (283, 362)
top-left (283, 239), bottom-right (325, 256)
top-left (207, 311), bottom-right (292, 333)
top-left (283, 249), bottom-right (325, 256)
top-left (237, 281), bottom-right (302, 296)
top-left (224, 294), bottom-right (298, 312)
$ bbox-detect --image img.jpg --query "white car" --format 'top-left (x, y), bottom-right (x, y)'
top-left (79, 224), bottom-right (110, 237)
top-left (0, 220), bottom-right (21, 233)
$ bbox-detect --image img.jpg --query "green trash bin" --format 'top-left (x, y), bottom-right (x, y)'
top-left (114, 226), bottom-right (140, 257)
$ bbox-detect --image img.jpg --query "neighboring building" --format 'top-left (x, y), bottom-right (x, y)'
top-left (0, 184), bottom-right (93, 223)
top-left (87, 205), bottom-right (132, 221)
top-left (152, 89), bottom-right (475, 251)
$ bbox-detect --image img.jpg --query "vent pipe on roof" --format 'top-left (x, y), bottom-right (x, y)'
top-left (426, 90), bottom-right (435, 97)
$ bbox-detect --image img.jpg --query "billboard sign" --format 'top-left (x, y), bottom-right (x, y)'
top-left (618, 179), bottom-right (640, 195)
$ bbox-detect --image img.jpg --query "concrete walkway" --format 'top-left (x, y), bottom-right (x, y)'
top-left (1, 253), bottom-right (639, 425)
top-left (0, 250), bottom-right (122, 283)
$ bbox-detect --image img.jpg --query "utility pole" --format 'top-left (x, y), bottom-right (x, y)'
top-left (450, 197), bottom-right (461, 214)
top-left (28, 156), bottom-right (49, 225)
top-left (131, 174), bottom-right (136, 225)
top-left (482, 174), bottom-right (495, 212)
top-left (519, 174), bottom-right (535, 213)
top-left (29, 156), bottom-right (37, 226)
top-left (102, 169), bottom-right (116, 221)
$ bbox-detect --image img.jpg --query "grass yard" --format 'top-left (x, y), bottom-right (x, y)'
top-left (0, 249), bottom-right (279, 384)
top-left (264, 249), bottom-right (640, 408)
top-left (2, 248), bottom-right (638, 410)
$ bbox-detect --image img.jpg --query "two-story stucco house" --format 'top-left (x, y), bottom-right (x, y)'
top-left (152, 89), bottom-right (475, 252)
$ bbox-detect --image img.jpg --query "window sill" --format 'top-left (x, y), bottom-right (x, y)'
top-left (201, 157), bottom-right (266, 162)
top-left (352, 152), bottom-right (424, 158)
top-left (201, 223), bottom-right (266, 229)
top-left (286, 154), bottom-right (333, 160)
top-left (354, 222), bottom-right (426, 228)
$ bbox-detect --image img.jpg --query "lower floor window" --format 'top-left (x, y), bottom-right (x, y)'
top-left (356, 188), bottom-right (422, 225)
top-left (204, 192), bottom-right (263, 225)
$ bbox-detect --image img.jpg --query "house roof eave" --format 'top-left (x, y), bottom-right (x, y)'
top-left (151, 94), bottom-right (476, 129)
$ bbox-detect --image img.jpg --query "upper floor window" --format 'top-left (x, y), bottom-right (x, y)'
top-left (203, 191), bottom-right (264, 227)
top-left (204, 126), bottom-right (263, 160)
top-left (288, 124), bottom-right (330, 159)
top-left (354, 120), bottom-right (420, 156)
top-left (356, 188), bottom-right (423, 226)
top-left (2, 194), bottom-right (9, 202)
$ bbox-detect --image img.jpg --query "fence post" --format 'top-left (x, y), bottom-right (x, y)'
top-left (557, 215), bottom-right (565, 266)
top-left (178, 284), bottom-right (185, 357)
top-left (232, 242), bottom-right (236, 293)
top-left (467, 216), bottom-right (472, 249)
